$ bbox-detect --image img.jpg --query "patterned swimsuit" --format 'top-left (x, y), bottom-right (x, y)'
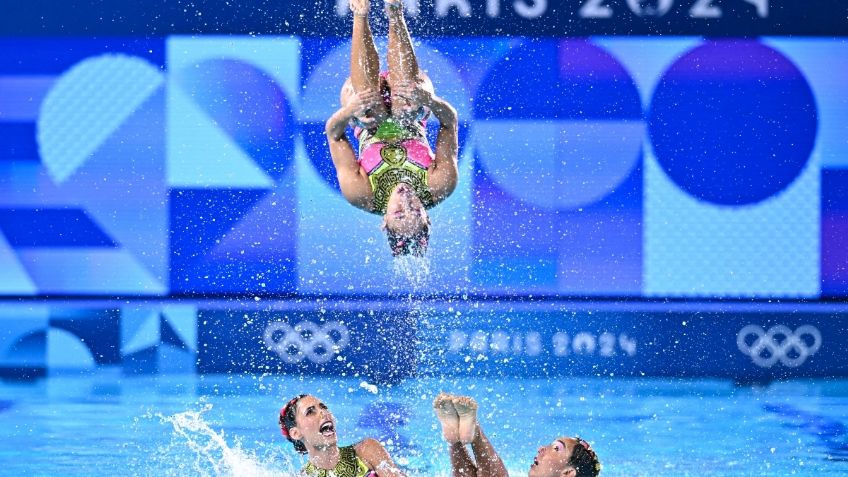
top-left (355, 118), bottom-right (435, 215)
top-left (302, 445), bottom-right (377, 477)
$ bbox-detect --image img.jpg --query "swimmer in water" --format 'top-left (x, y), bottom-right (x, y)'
top-left (279, 394), bottom-right (407, 477)
top-left (433, 393), bottom-right (602, 477)
top-left (325, 0), bottom-right (459, 257)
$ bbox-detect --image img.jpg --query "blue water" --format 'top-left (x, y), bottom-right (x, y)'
top-left (1, 372), bottom-right (847, 476)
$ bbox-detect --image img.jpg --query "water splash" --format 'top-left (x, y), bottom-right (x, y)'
top-left (159, 404), bottom-right (296, 477)
top-left (392, 254), bottom-right (431, 291)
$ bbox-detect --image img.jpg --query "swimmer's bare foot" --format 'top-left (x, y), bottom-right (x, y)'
top-left (452, 395), bottom-right (478, 444)
top-left (350, 0), bottom-right (369, 17)
top-left (433, 393), bottom-right (460, 444)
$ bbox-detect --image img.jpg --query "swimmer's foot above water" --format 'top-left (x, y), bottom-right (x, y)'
top-left (350, 0), bottom-right (369, 16)
top-left (452, 395), bottom-right (479, 444)
top-left (433, 392), bottom-right (461, 444)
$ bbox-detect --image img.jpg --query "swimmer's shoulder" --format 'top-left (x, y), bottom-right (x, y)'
top-left (353, 437), bottom-right (389, 465)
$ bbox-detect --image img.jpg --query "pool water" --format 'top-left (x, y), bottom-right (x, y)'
top-left (1, 373), bottom-right (846, 476)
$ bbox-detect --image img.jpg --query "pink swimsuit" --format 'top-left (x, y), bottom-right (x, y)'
top-left (352, 75), bottom-right (435, 214)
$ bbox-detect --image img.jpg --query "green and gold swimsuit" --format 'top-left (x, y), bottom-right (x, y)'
top-left (302, 445), bottom-right (376, 477)
top-left (355, 118), bottom-right (435, 215)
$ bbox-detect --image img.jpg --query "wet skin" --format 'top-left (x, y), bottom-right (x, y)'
top-left (529, 437), bottom-right (579, 477)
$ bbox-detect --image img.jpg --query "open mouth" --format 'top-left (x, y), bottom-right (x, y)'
top-left (319, 421), bottom-right (335, 436)
top-left (532, 457), bottom-right (539, 467)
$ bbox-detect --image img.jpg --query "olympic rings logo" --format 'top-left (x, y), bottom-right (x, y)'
top-left (736, 325), bottom-right (821, 368)
top-left (263, 321), bottom-right (350, 364)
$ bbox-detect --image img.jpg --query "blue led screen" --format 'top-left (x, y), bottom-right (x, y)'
top-left (1, 36), bottom-right (847, 298)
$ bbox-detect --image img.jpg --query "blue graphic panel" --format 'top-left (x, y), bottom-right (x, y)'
top-left (172, 58), bottom-right (296, 182)
top-left (0, 305), bottom-right (49, 378)
top-left (0, 209), bottom-right (117, 247)
top-left (644, 40), bottom-right (821, 298)
top-left (38, 54), bottom-right (164, 184)
top-left (472, 39), bottom-right (643, 294)
top-left (0, 38), bottom-right (169, 296)
top-left (649, 40), bottom-right (817, 206)
top-left (167, 37), bottom-right (300, 294)
top-left (822, 169), bottom-right (848, 297)
top-left (0, 37), bottom-right (845, 297)
top-left (0, 123), bottom-right (38, 161)
top-left (0, 38), bottom-right (166, 74)
top-left (49, 308), bottom-right (121, 366)
top-left (170, 189), bottom-right (297, 293)
top-left (121, 305), bottom-right (197, 374)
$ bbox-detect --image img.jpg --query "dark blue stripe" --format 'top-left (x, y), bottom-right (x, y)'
top-left (0, 123), bottom-right (39, 161)
top-left (0, 38), bottom-right (166, 74)
top-left (0, 208), bottom-right (118, 247)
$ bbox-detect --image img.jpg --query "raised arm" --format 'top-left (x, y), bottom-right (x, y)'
top-left (425, 94), bottom-right (459, 202)
top-left (325, 89), bottom-right (383, 210)
top-left (354, 438), bottom-right (408, 477)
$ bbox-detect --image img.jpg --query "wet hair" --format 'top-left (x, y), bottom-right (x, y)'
top-left (569, 437), bottom-right (601, 477)
top-left (279, 394), bottom-right (308, 454)
top-left (386, 226), bottom-right (429, 257)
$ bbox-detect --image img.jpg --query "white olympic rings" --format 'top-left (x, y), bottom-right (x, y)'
top-left (263, 320), bottom-right (351, 364)
top-left (736, 324), bottom-right (822, 368)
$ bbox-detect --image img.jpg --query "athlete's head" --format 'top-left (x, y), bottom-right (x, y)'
top-left (383, 182), bottom-right (430, 257)
top-left (279, 395), bottom-right (338, 454)
top-left (529, 437), bottom-right (601, 477)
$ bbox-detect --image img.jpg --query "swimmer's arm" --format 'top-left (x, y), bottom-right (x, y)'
top-left (355, 438), bottom-right (408, 477)
top-left (391, 81), bottom-right (458, 201)
top-left (327, 89), bottom-right (382, 141)
top-left (325, 116), bottom-right (373, 210)
top-left (427, 96), bottom-right (459, 202)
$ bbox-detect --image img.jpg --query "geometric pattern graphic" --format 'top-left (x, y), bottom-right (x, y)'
top-left (0, 39), bottom-right (169, 296)
top-left (121, 305), bottom-right (198, 374)
top-left (0, 305), bottom-right (196, 378)
top-left (37, 54), bottom-right (164, 184)
top-left (472, 39), bottom-right (644, 294)
top-left (167, 37), bottom-right (300, 294)
top-left (644, 40), bottom-right (821, 297)
top-left (0, 37), bottom-right (847, 298)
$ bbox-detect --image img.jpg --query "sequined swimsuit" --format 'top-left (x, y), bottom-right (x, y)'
top-left (302, 446), bottom-right (377, 477)
top-left (351, 71), bottom-right (436, 215)
top-left (355, 118), bottom-right (435, 215)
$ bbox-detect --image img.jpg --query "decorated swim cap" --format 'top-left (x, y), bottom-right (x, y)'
top-left (279, 395), bottom-right (308, 454)
top-left (387, 227), bottom-right (429, 257)
top-left (572, 437), bottom-right (602, 476)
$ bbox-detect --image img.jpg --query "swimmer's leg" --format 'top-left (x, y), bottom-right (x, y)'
top-left (349, 0), bottom-right (388, 120)
top-left (433, 392), bottom-right (461, 444)
top-left (453, 395), bottom-right (478, 444)
top-left (468, 426), bottom-right (508, 477)
top-left (448, 442), bottom-right (478, 477)
top-left (384, 0), bottom-right (420, 120)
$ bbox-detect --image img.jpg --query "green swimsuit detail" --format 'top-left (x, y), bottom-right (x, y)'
top-left (302, 445), bottom-right (375, 477)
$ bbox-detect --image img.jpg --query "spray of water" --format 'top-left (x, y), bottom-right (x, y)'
top-left (158, 404), bottom-right (297, 477)
top-left (392, 254), bottom-right (431, 291)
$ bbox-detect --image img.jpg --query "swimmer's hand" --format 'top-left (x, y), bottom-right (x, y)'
top-left (391, 80), bottom-right (433, 114)
top-left (394, 81), bottom-right (457, 129)
top-left (346, 88), bottom-right (383, 129)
